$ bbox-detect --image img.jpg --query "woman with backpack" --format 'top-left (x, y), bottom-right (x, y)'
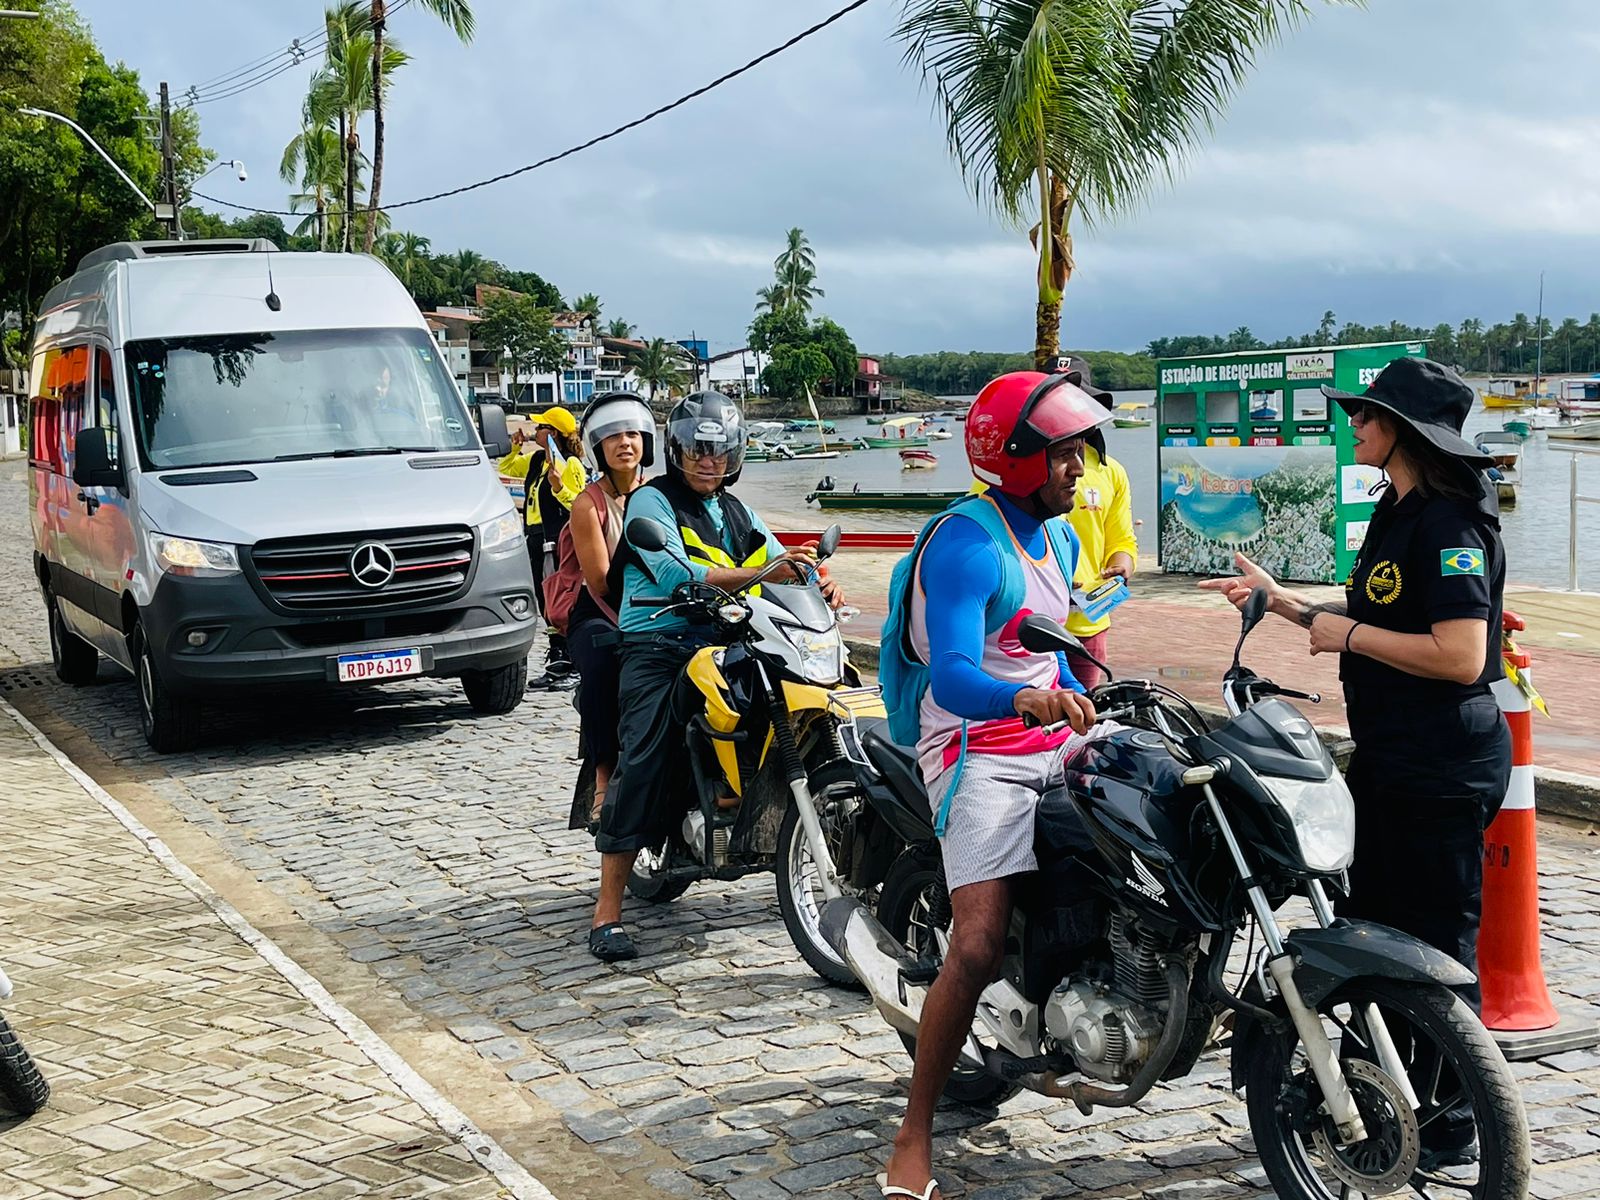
top-left (552, 392), bottom-right (656, 829)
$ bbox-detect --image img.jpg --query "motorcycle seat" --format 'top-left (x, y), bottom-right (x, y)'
top-left (861, 725), bottom-right (936, 841)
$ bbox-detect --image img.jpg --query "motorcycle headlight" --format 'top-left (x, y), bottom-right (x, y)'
top-left (782, 623), bottom-right (844, 685)
top-left (1264, 773), bottom-right (1356, 873)
top-left (479, 510), bottom-right (524, 554)
top-left (150, 533), bottom-right (240, 578)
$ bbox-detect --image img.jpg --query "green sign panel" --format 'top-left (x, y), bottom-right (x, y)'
top-left (1154, 342), bottom-right (1424, 582)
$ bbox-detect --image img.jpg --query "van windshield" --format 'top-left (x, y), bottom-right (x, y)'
top-left (124, 327), bottom-right (478, 470)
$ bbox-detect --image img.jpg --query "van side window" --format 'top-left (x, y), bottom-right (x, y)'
top-left (95, 347), bottom-right (121, 468)
top-left (27, 344), bottom-right (88, 474)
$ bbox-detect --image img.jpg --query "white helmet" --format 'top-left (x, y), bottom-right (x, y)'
top-left (581, 391), bottom-right (656, 470)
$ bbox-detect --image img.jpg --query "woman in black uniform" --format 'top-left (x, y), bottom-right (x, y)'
top-left (1208, 357), bottom-right (1508, 979)
top-left (1204, 358), bottom-right (1509, 1163)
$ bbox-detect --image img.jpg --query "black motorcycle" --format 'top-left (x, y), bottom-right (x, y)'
top-left (823, 589), bottom-right (1530, 1199)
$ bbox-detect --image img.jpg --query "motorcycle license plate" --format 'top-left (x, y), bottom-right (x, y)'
top-left (336, 648), bottom-right (421, 683)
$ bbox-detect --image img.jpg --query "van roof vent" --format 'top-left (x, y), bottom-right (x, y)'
top-left (76, 238), bottom-right (278, 273)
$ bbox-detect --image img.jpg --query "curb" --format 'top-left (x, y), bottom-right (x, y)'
top-left (844, 636), bottom-right (1600, 824)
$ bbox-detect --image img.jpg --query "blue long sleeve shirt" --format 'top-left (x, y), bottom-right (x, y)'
top-left (918, 492), bottom-right (1084, 722)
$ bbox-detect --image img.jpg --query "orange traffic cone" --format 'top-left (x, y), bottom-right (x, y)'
top-left (1479, 612), bottom-right (1599, 1060)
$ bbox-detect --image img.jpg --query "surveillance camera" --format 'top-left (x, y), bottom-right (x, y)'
top-left (236, 165), bottom-right (248, 182)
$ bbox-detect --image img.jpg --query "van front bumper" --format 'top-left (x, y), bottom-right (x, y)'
top-left (141, 548), bottom-right (539, 694)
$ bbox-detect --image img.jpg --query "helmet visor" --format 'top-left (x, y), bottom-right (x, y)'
top-left (584, 398), bottom-right (654, 457)
top-left (668, 408), bottom-right (746, 481)
top-left (1005, 375), bottom-right (1111, 457)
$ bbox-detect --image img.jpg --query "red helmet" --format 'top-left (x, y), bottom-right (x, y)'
top-left (965, 371), bottom-right (1111, 495)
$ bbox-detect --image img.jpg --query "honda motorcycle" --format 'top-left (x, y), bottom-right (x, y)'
top-left (823, 589), bottom-right (1530, 1199)
top-left (622, 519), bottom-right (898, 987)
top-left (0, 960), bottom-right (48, 1117)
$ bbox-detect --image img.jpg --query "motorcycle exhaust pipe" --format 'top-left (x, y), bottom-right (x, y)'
top-left (819, 897), bottom-right (926, 1039)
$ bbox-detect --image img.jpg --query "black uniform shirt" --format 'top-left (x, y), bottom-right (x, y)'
top-left (1341, 482), bottom-right (1505, 706)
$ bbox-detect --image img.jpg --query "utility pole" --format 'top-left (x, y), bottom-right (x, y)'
top-left (158, 82), bottom-right (182, 239)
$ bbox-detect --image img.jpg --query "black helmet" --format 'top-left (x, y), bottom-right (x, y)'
top-left (581, 391), bottom-right (656, 470)
top-left (665, 391), bottom-right (747, 487)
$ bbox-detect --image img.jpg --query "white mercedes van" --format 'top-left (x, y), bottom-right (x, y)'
top-left (28, 239), bottom-right (539, 751)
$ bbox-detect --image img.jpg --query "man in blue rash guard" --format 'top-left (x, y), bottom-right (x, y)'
top-left (884, 371), bottom-right (1113, 1200)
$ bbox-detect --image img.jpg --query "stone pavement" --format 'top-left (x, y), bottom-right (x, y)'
top-left (3, 459), bottom-right (1600, 1198)
top-left (0, 702), bottom-right (525, 1199)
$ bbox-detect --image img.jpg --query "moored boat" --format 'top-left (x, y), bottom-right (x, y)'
top-left (1547, 418), bottom-right (1600, 441)
top-left (806, 486), bottom-right (967, 511)
top-left (1113, 401), bottom-right (1153, 429)
top-left (864, 414), bottom-right (930, 449)
top-left (1474, 430), bottom-right (1521, 470)
top-left (899, 448), bottom-right (939, 470)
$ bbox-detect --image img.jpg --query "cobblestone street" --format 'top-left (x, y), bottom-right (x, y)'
top-left (3, 457), bottom-right (1599, 1199)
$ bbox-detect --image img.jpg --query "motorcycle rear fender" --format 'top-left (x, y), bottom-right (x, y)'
top-left (1227, 919), bottom-right (1476, 1090)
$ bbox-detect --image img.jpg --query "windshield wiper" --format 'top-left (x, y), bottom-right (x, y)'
top-left (273, 447), bottom-right (434, 462)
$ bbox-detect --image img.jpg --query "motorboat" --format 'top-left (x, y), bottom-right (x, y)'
top-left (899, 448), bottom-right (939, 470)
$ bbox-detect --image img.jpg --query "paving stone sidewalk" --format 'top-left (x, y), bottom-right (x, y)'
top-left (0, 705), bottom-right (517, 1199)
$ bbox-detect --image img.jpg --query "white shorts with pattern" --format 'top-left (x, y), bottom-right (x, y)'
top-left (926, 736), bottom-right (1094, 893)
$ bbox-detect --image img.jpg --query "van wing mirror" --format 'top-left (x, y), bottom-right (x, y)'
top-left (71, 426), bottom-right (123, 489)
top-left (477, 402), bottom-right (510, 458)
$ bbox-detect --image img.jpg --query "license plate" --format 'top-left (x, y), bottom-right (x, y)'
top-left (336, 648), bottom-right (422, 683)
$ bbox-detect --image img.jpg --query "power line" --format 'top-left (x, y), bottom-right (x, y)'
top-left (192, 0), bottom-right (875, 218)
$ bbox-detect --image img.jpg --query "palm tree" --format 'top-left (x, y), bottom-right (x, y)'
top-left (897, 0), bottom-right (1348, 371)
top-left (1316, 310), bottom-right (1338, 343)
top-left (754, 283), bottom-right (786, 315)
top-left (571, 292), bottom-right (602, 331)
top-left (281, 110), bottom-right (343, 251)
top-left (774, 227), bottom-right (817, 282)
top-left (366, 0), bottom-right (475, 251)
top-left (320, 10), bottom-right (406, 253)
top-left (778, 262), bottom-right (823, 317)
top-left (630, 337), bottom-right (689, 401)
top-left (392, 230), bottom-right (430, 287)
top-left (605, 318), bottom-right (636, 339)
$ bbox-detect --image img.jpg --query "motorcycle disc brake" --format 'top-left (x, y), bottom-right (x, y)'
top-left (1308, 1058), bottom-right (1422, 1196)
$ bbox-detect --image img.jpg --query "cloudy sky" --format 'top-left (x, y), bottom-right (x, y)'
top-left (75, 0), bottom-right (1600, 357)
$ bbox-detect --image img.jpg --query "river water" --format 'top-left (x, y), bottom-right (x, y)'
top-left (736, 393), bottom-right (1591, 591)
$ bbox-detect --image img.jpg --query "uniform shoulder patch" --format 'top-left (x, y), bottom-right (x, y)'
top-left (1440, 548), bottom-right (1485, 577)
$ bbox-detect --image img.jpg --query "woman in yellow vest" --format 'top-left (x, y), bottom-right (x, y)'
top-left (498, 408), bottom-right (586, 683)
top-left (1061, 359), bottom-right (1137, 687)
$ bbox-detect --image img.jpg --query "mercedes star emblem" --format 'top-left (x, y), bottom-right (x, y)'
top-left (349, 541), bottom-right (397, 589)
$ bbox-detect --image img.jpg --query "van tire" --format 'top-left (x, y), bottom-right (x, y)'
top-left (462, 660), bottom-right (527, 714)
top-left (47, 595), bottom-right (99, 686)
top-left (132, 623), bottom-right (201, 754)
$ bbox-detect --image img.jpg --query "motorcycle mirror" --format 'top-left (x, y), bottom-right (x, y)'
top-left (818, 524), bottom-right (843, 560)
top-left (1230, 586), bottom-right (1269, 673)
top-left (1016, 614), bottom-right (1115, 679)
top-left (626, 517), bottom-right (670, 553)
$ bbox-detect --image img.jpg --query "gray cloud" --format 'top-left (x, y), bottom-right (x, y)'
top-left (77, 0), bottom-right (1599, 353)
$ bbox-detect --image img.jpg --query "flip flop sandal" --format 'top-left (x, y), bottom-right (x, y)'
top-left (876, 1174), bottom-right (940, 1200)
top-left (588, 923), bottom-right (638, 962)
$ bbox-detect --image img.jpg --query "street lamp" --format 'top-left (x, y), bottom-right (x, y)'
top-left (0, 10), bottom-right (42, 17)
top-left (16, 106), bottom-right (160, 216)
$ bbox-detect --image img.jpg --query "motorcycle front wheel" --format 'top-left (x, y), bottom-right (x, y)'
top-left (1244, 979), bottom-right (1529, 1200)
top-left (775, 760), bottom-right (868, 990)
top-left (876, 850), bottom-right (1020, 1108)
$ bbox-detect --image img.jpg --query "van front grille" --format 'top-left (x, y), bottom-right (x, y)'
top-left (248, 526), bottom-right (475, 612)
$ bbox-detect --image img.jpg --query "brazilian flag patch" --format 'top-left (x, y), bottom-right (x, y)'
top-left (1441, 548), bottom-right (1484, 576)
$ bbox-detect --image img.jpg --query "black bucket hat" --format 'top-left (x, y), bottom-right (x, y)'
top-left (1322, 357), bottom-right (1492, 468)
top-left (1058, 354), bottom-right (1113, 410)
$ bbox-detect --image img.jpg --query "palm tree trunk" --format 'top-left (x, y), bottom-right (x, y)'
top-left (365, 0), bottom-right (387, 253)
top-left (1034, 298), bottom-right (1063, 374)
top-left (344, 124), bottom-right (358, 254)
top-left (316, 191), bottom-right (327, 251)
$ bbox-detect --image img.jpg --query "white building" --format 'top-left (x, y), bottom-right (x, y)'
top-left (707, 347), bottom-right (761, 398)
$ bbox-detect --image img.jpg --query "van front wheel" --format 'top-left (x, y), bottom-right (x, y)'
top-left (462, 659), bottom-right (527, 714)
top-left (132, 623), bottom-right (201, 754)
top-left (47, 594), bottom-right (99, 686)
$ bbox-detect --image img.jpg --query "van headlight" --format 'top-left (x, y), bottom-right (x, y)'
top-left (150, 533), bottom-right (240, 578)
top-left (479, 511), bottom-right (523, 554)
top-left (1264, 773), bottom-right (1356, 873)
top-left (782, 624), bottom-right (844, 685)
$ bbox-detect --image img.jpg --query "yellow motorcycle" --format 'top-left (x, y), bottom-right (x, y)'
top-left (624, 521), bottom-right (898, 986)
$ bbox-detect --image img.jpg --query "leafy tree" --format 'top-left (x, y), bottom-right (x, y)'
top-left (366, 0), bottom-right (474, 250)
top-left (896, 0), bottom-right (1349, 371)
top-left (747, 307), bottom-right (808, 356)
top-left (496, 267), bottom-right (562, 309)
top-left (0, 6), bottom-right (206, 324)
top-left (629, 337), bottom-right (690, 401)
top-left (754, 283), bottom-right (786, 315)
top-left (761, 343), bottom-right (832, 399)
top-left (474, 291), bottom-right (566, 408)
top-left (806, 317), bottom-right (858, 394)
top-left (605, 318), bottom-right (636, 339)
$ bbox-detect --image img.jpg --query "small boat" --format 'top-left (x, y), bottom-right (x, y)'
top-left (769, 443), bottom-right (839, 461)
top-left (783, 418), bottom-right (837, 434)
top-left (926, 427), bottom-right (953, 440)
top-left (1547, 419), bottom-right (1600, 441)
top-left (1113, 401), bottom-right (1153, 429)
top-left (900, 448), bottom-right (939, 470)
top-left (1501, 418), bottom-right (1532, 440)
top-left (864, 414), bottom-right (930, 449)
top-left (1474, 430), bottom-right (1521, 470)
top-left (1482, 379), bottom-right (1536, 410)
top-left (806, 487), bottom-right (967, 511)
